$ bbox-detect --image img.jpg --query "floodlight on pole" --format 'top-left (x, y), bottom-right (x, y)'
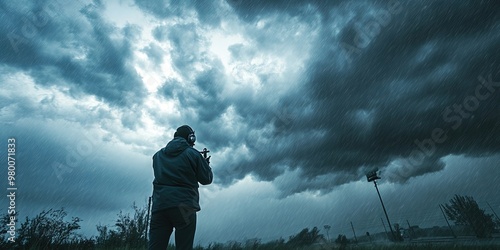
top-left (366, 169), bottom-right (398, 241)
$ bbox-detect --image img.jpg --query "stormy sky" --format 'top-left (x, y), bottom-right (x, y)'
top-left (1, 0), bottom-right (500, 245)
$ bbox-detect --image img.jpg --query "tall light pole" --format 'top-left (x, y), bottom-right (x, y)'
top-left (366, 169), bottom-right (398, 241)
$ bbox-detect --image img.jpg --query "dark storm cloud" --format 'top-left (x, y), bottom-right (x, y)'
top-left (0, 0), bottom-right (146, 107)
top-left (191, 67), bottom-right (230, 122)
top-left (131, 0), bottom-right (500, 194)
top-left (158, 61), bottom-right (230, 124)
top-left (192, 0), bottom-right (221, 26)
top-left (302, 0), bottom-right (500, 181)
top-left (166, 22), bottom-right (202, 73)
top-left (217, 0), bottom-right (500, 192)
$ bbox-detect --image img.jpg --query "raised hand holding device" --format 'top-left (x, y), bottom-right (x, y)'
top-left (200, 148), bottom-right (210, 164)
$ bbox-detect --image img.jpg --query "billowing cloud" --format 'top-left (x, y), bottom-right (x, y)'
top-left (3, 0), bottom-right (500, 196)
top-left (0, 0), bottom-right (147, 107)
top-left (132, 0), bottom-right (500, 194)
top-left (210, 0), bottom-right (500, 192)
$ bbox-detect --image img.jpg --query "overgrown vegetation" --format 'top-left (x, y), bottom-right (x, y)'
top-left (95, 202), bottom-right (149, 249)
top-left (0, 208), bottom-right (86, 249)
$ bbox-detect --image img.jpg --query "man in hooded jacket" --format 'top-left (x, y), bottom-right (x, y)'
top-left (149, 125), bottom-right (213, 250)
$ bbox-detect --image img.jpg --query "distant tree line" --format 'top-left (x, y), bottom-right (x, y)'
top-left (1, 194), bottom-right (499, 249)
top-left (443, 194), bottom-right (498, 238)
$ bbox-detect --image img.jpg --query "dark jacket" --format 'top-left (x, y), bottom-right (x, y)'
top-left (151, 137), bottom-right (213, 212)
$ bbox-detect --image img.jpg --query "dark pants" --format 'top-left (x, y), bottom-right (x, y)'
top-left (148, 206), bottom-right (197, 250)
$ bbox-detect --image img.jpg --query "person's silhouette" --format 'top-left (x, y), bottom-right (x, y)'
top-left (149, 125), bottom-right (213, 250)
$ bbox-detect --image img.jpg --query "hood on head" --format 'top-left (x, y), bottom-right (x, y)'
top-left (162, 137), bottom-right (190, 156)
